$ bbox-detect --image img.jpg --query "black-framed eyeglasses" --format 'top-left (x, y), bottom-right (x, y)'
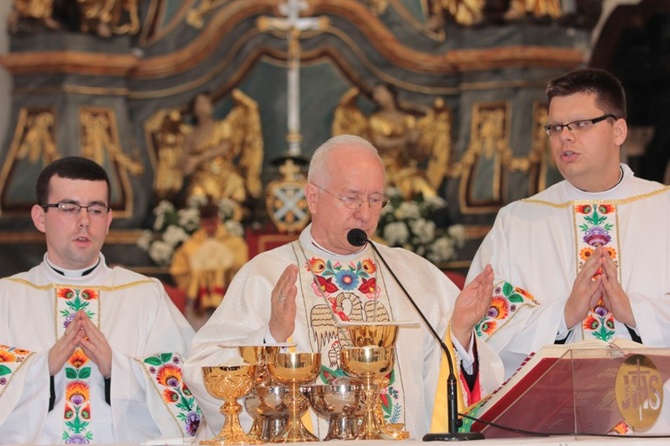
top-left (544, 114), bottom-right (617, 137)
top-left (42, 202), bottom-right (110, 217)
top-left (312, 183), bottom-right (389, 210)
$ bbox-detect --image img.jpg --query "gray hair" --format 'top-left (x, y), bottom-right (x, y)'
top-left (307, 134), bottom-right (383, 185)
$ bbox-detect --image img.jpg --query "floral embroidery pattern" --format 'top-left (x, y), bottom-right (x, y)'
top-left (63, 360), bottom-right (93, 444)
top-left (144, 353), bottom-right (201, 436)
top-left (476, 281), bottom-right (538, 340)
top-left (58, 288), bottom-right (97, 326)
top-left (582, 298), bottom-right (615, 341)
top-left (0, 345), bottom-right (32, 395)
top-left (306, 257), bottom-right (382, 305)
top-left (57, 287), bottom-right (98, 444)
top-left (574, 203), bottom-right (618, 342)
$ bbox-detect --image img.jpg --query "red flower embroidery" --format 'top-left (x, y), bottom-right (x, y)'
top-left (583, 315), bottom-right (599, 330)
top-left (575, 204), bottom-right (592, 214)
top-left (598, 204), bottom-right (615, 214)
top-left (316, 275), bottom-right (338, 293)
top-left (80, 289), bottom-right (98, 300)
top-left (358, 277), bottom-right (377, 294)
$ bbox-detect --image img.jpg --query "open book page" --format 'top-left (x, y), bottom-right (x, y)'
top-left (468, 338), bottom-right (670, 438)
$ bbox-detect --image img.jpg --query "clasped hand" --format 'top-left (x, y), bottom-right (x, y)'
top-left (48, 310), bottom-right (112, 377)
top-left (564, 246), bottom-right (634, 328)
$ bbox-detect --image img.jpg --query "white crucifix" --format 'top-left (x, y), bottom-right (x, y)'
top-left (257, 0), bottom-right (329, 156)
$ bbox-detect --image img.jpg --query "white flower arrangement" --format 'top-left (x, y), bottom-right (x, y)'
top-left (137, 196), bottom-right (244, 266)
top-left (376, 187), bottom-right (465, 265)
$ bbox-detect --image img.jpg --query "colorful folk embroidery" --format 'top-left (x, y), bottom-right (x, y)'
top-left (476, 281), bottom-right (538, 341)
top-left (574, 203), bottom-right (619, 341)
top-left (57, 287), bottom-right (99, 444)
top-left (143, 353), bottom-right (202, 436)
top-left (0, 345), bottom-right (33, 397)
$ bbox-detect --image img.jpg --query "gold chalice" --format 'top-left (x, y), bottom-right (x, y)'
top-left (308, 383), bottom-right (365, 440)
top-left (201, 365), bottom-right (261, 445)
top-left (340, 346), bottom-right (394, 440)
top-left (344, 323), bottom-right (400, 348)
top-left (267, 352), bottom-right (321, 442)
top-left (342, 323), bottom-right (409, 440)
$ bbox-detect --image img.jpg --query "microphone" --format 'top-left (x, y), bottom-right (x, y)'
top-left (347, 228), bottom-right (484, 441)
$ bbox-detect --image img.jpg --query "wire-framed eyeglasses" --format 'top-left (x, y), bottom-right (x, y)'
top-left (312, 183), bottom-right (389, 210)
top-left (544, 114), bottom-right (617, 137)
top-left (42, 201), bottom-right (110, 217)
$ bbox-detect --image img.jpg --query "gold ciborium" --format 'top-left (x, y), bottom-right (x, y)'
top-left (201, 365), bottom-right (261, 445)
top-left (340, 346), bottom-right (394, 440)
top-left (308, 382), bottom-right (365, 440)
top-left (245, 385), bottom-right (290, 442)
top-left (239, 345), bottom-right (285, 440)
top-left (267, 352), bottom-right (321, 442)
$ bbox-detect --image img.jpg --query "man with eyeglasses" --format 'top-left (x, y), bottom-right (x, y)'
top-left (184, 134), bottom-right (504, 439)
top-left (468, 68), bottom-right (670, 386)
top-left (0, 157), bottom-right (202, 443)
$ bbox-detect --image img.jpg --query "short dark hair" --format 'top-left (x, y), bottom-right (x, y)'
top-left (546, 68), bottom-right (627, 119)
top-left (36, 156), bottom-right (111, 205)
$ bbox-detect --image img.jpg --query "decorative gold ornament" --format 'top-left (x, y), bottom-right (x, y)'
top-left (615, 354), bottom-right (663, 432)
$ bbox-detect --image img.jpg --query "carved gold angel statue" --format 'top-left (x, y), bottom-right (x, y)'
top-left (332, 84), bottom-right (451, 200)
top-left (182, 90), bottom-right (263, 216)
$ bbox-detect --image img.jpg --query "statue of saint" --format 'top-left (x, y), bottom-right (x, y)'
top-left (151, 109), bottom-right (190, 200)
top-left (76, 0), bottom-right (140, 37)
top-left (333, 84), bottom-right (451, 200)
top-left (8, 0), bottom-right (60, 33)
top-left (181, 90), bottom-right (264, 218)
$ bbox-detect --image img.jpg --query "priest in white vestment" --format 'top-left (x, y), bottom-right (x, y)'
top-left (467, 68), bottom-right (670, 434)
top-left (0, 157), bottom-right (201, 443)
top-left (184, 135), bottom-right (504, 440)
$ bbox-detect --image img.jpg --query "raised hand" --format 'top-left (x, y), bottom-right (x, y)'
top-left (268, 264), bottom-right (299, 342)
top-left (452, 264), bottom-right (494, 347)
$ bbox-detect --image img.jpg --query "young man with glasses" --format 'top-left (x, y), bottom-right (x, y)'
top-left (467, 68), bottom-right (670, 384)
top-left (0, 157), bottom-right (201, 443)
top-left (184, 134), bottom-right (504, 440)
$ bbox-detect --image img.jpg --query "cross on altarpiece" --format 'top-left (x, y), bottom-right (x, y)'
top-left (257, 0), bottom-right (329, 156)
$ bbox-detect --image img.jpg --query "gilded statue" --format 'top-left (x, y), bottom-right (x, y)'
top-left (8, 0), bottom-right (60, 33)
top-left (76, 0), bottom-right (140, 37)
top-left (16, 110), bottom-right (59, 165)
top-left (182, 90), bottom-right (264, 216)
top-left (504, 0), bottom-right (561, 20)
top-left (332, 84), bottom-right (451, 200)
top-left (80, 108), bottom-right (143, 175)
top-left (425, 0), bottom-right (485, 30)
top-left (151, 109), bottom-right (191, 199)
